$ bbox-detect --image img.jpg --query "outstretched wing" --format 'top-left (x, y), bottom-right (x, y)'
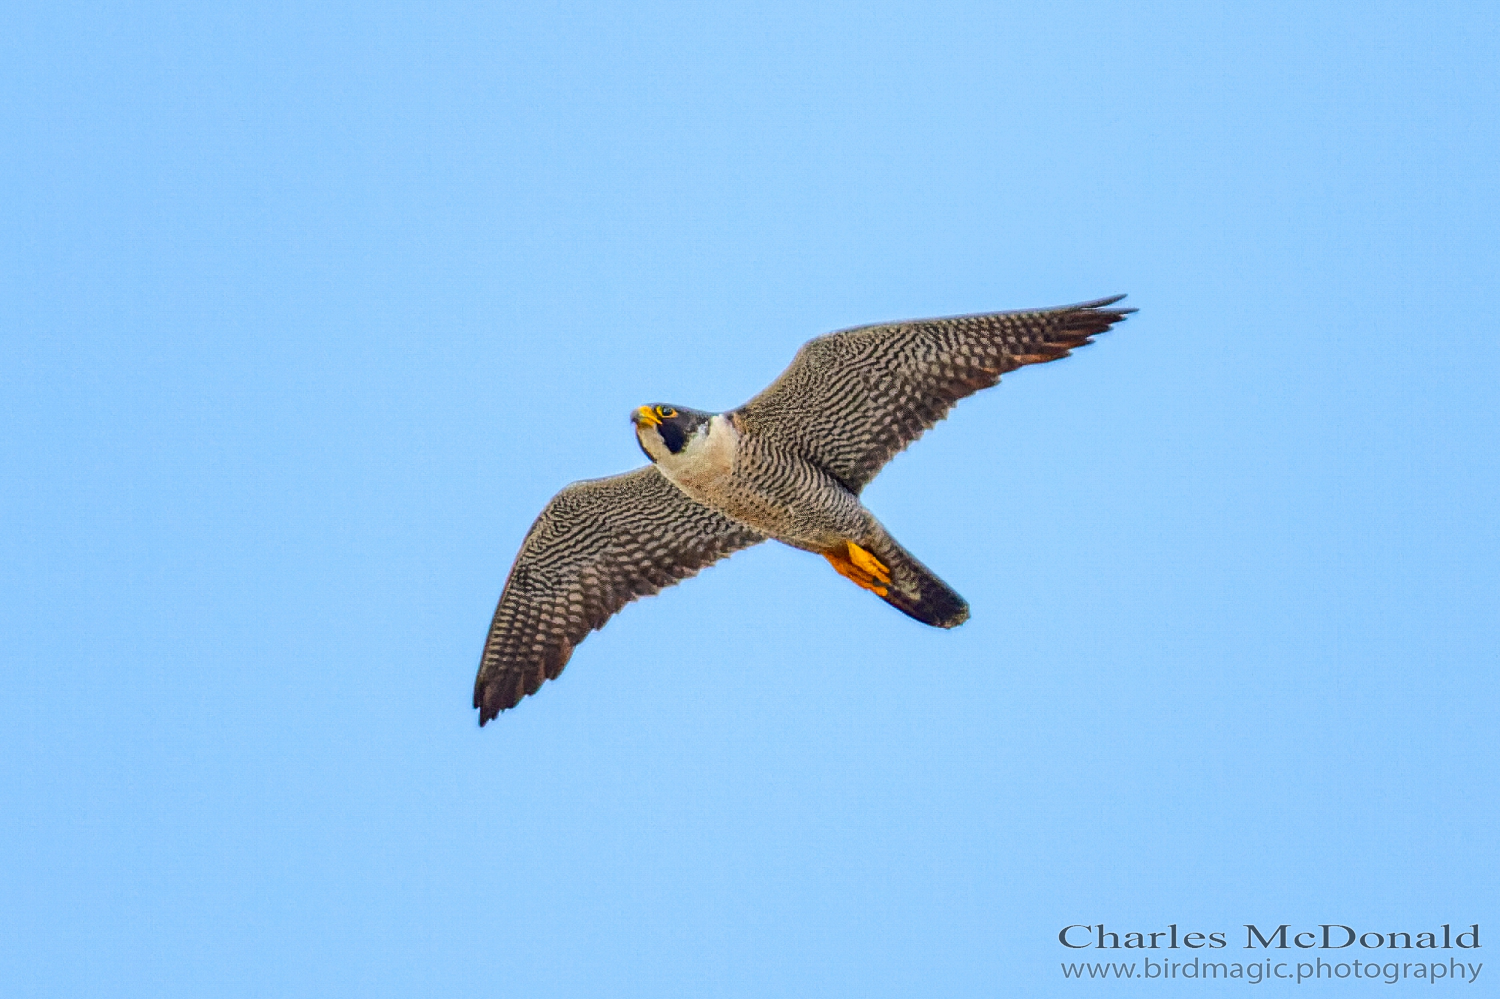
top-left (474, 465), bottom-right (765, 723)
top-left (736, 296), bottom-right (1134, 492)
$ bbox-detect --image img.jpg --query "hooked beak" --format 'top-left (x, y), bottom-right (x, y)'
top-left (633, 405), bottom-right (661, 428)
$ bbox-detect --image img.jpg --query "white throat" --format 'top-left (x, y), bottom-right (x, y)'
top-left (652, 414), bottom-right (738, 502)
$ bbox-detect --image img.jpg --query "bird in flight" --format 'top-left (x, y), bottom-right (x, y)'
top-left (474, 295), bottom-right (1133, 723)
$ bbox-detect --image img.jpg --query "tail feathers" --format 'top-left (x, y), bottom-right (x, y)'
top-left (865, 532), bottom-right (969, 629)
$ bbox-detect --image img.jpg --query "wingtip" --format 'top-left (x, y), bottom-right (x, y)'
top-left (473, 679), bottom-right (503, 726)
top-left (1075, 293), bottom-right (1134, 312)
top-left (474, 685), bottom-right (511, 727)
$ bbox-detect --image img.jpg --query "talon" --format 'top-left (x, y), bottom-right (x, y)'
top-left (822, 545), bottom-right (890, 597)
top-left (845, 541), bottom-right (891, 584)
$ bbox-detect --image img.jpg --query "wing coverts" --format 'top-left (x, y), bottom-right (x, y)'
top-left (474, 466), bottom-right (765, 723)
top-left (737, 296), bottom-right (1134, 493)
top-left (474, 296), bottom-right (1132, 720)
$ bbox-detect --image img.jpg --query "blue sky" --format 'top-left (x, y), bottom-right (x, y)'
top-left (3, 2), bottom-right (1496, 995)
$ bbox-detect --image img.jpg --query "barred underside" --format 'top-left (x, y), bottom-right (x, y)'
top-left (735, 296), bottom-right (1134, 492)
top-left (474, 466), bottom-right (765, 723)
top-left (474, 296), bottom-right (1133, 721)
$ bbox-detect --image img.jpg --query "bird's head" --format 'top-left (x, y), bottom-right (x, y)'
top-left (632, 403), bottom-right (711, 462)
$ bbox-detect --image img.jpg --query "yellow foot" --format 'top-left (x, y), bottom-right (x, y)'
top-left (845, 541), bottom-right (891, 584)
top-left (822, 541), bottom-right (890, 597)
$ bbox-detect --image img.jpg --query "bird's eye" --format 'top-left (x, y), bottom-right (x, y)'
top-left (656, 406), bottom-right (677, 419)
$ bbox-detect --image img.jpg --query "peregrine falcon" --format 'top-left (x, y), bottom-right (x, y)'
top-left (474, 295), bottom-right (1133, 722)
